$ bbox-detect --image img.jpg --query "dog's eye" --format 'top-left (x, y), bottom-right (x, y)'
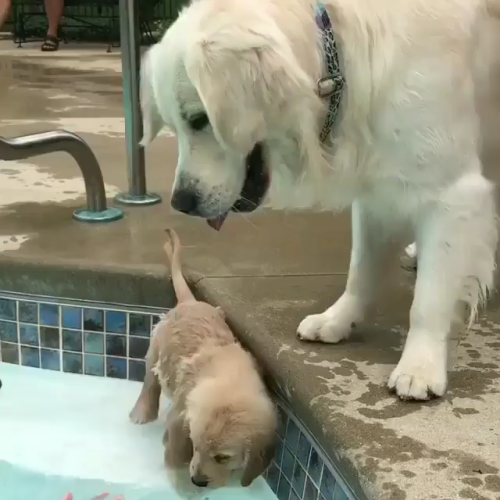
top-left (214, 454), bottom-right (231, 464)
top-left (188, 112), bottom-right (209, 131)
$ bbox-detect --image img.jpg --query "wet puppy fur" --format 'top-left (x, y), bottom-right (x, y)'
top-left (129, 229), bottom-right (276, 488)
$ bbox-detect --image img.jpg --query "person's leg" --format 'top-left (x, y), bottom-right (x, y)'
top-left (41, 0), bottom-right (63, 50)
top-left (45, 0), bottom-right (63, 37)
top-left (0, 0), bottom-right (12, 33)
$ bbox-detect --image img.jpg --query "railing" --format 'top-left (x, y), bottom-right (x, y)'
top-left (115, 0), bottom-right (161, 206)
top-left (0, 131), bottom-right (123, 223)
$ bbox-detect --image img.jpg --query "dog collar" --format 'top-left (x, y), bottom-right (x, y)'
top-left (315, 3), bottom-right (345, 142)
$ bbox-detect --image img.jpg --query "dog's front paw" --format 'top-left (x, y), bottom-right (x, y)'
top-left (297, 293), bottom-right (363, 343)
top-left (388, 346), bottom-right (447, 401)
top-left (297, 313), bottom-right (354, 344)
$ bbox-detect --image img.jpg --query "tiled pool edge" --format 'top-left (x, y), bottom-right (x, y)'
top-left (0, 291), bottom-right (356, 500)
top-left (0, 292), bottom-right (163, 381)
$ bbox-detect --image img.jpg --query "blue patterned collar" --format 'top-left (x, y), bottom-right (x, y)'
top-left (315, 3), bottom-right (345, 142)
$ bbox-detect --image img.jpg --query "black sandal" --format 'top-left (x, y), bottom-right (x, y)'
top-left (41, 35), bottom-right (59, 52)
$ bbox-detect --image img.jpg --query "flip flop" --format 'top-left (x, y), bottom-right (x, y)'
top-left (41, 35), bottom-right (59, 52)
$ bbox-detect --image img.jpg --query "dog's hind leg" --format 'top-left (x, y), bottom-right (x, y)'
top-left (129, 338), bottom-right (162, 424)
top-left (389, 172), bottom-right (497, 400)
top-left (297, 199), bottom-right (389, 343)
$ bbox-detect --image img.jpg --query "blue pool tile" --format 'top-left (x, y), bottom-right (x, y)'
top-left (62, 306), bottom-right (82, 330)
top-left (333, 484), bottom-right (349, 500)
top-left (308, 448), bottom-right (322, 486)
top-left (63, 352), bottom-right (83, 374)
top-left (320, 466), bottom-right (336, 499)
top-left (41, 349), bottom-right (60, 371)
top-left (290, 490), bottom-right (301, 500)
top-left (128, 336), bottom-right (149, 359)
top-left (84, 332), bottom-right (104, 354)
top-left (128, 360), bottom-right (146, 382)
top-left (84, 354), bottom-right (104, 376)
top-left (0, 298), bottom-right (16, 321)
top-left (62, 329), bottom-right (82, 352)
top-left (282, 446), bottom-right (295, 481)
top-left (106, 356), bottom-right (127, 379)
top-left (19, 324), bottom-right (39, 346)
top-left (40, 327), bottom-right (60, 349)
top-left (21, 346), bottom-right (40, 368)
top-left (152, 315), bottom-right (161, 328)
top-left (129, 313), bottom-right (150, 337)
top-left (266, 464), bottom-right (280, 494)
top-left (277, 477), bottom-right (291, 500)
top-left (83, 308), bottom-right (104, 332)
top-left (0, 320), bottom-right (18, 343)
top-left (105, 311), bottom-right (126, 334)
top-left (304, 477), bottom-right (319, 500)
top-left (277, 405), bottom-right (288, 439)
top-left (1, 342), bottom-right (18, 364)
top-left (286, 419), bottom-right (301, 453)
top-left (40, 303), bottom-right (59, 327)
top-left (106, 334), bottom-right (126, 357)
top-left (297, 433), bottom-right (311, 470)
top-left (18, 301), bottom-right (38, 324)
top-left (274, 437), bottom-right (284, 468)
top-left (292, 462), bottom-right (306, 497)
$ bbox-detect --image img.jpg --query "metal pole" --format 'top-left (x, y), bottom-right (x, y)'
top-left (115, 0), bottom-right (161, 206)
top-left (0, 130), bottom-right (123, 223)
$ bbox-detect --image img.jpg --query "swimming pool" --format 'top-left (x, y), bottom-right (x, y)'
top-left (0, 363), bottom-right (278, 500)
top-left (0, 292), bottom-right (353, 500)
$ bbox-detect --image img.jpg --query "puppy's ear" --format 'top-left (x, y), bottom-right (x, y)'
top-left (241, 433), bottom-right (276, 487)
top-left (164, 408), bottom-right (193, 469)
top-left (185, 27), bottom-right (313, 153)
top-left (140, 46), bottom-right (164, 146)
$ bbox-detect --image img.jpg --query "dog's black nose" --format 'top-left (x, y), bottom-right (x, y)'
top-left (171, 189), bottom-right (199, 215)
top-left (191, 476), bottom-right (209, 488)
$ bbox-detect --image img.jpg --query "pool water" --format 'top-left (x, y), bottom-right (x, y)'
top-left (0, 364), bottom-right (278, 500)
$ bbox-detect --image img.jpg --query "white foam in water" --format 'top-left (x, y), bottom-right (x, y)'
top-left (0, 364), bottom-right (277, 500)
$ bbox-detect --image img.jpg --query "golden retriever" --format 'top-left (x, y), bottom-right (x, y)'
top-left (129, 230), bottom-right (276, 489)
top-left (139, 0), bottom-right (500, 401)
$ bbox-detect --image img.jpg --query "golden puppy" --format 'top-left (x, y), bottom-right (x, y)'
top-left (129, 229), bottom-right (276, 489)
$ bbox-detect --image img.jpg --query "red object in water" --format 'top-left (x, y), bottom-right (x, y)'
top-left (63, 495), bottom-right (74, 500)
top-left (91, 494), bottom-right (110, 500)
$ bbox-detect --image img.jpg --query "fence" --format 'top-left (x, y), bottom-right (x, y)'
top-left (11, 0), bottom-right (187, 45)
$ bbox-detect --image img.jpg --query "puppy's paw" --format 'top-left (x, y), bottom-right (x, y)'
top-left (401, 242), bottom-right (418, 272)
top-left (129, 400), bottom-right (158, 425)
top-left (297, 293), bottom-right (363, 343)
top-left (388, 343), bottom-right (447, 401)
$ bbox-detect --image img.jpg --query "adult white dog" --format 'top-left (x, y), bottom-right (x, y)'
top-left (140, 0), bottom-right (500, 401)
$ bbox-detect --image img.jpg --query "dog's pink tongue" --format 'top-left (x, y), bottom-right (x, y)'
top-left (206, 212), bottom-right (228, 231)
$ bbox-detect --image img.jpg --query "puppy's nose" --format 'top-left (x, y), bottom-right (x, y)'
top-left (171, 189), bottom-right (199, 216)
top-left (191, 476), bottom-right (209, 488)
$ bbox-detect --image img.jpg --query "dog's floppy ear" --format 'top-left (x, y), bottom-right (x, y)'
top-left (185, 26), bottom-right (313, 153)
top-left (164, 408), bottom-right (193, 469)
top-left (241, 432), bottom-right (276, 487)
top-left (140, 46), bottom-right (164, 146)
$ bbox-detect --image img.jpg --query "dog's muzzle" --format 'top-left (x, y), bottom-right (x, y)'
top-left (206, 142), bottom-right (270, 230)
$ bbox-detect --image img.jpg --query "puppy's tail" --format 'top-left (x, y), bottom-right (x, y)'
top-left (164, 229), bottom-right (196, 303)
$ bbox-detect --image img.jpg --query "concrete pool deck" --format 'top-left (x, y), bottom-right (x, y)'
top-left (0, 41), bottom-right (499, 500)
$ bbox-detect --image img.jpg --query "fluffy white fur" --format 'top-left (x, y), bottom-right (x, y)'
top-left (141, 0), bottom-right (500, 400)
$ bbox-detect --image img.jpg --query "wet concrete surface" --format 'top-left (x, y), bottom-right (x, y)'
top-left (0, 41), bottom-right (499, 500)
